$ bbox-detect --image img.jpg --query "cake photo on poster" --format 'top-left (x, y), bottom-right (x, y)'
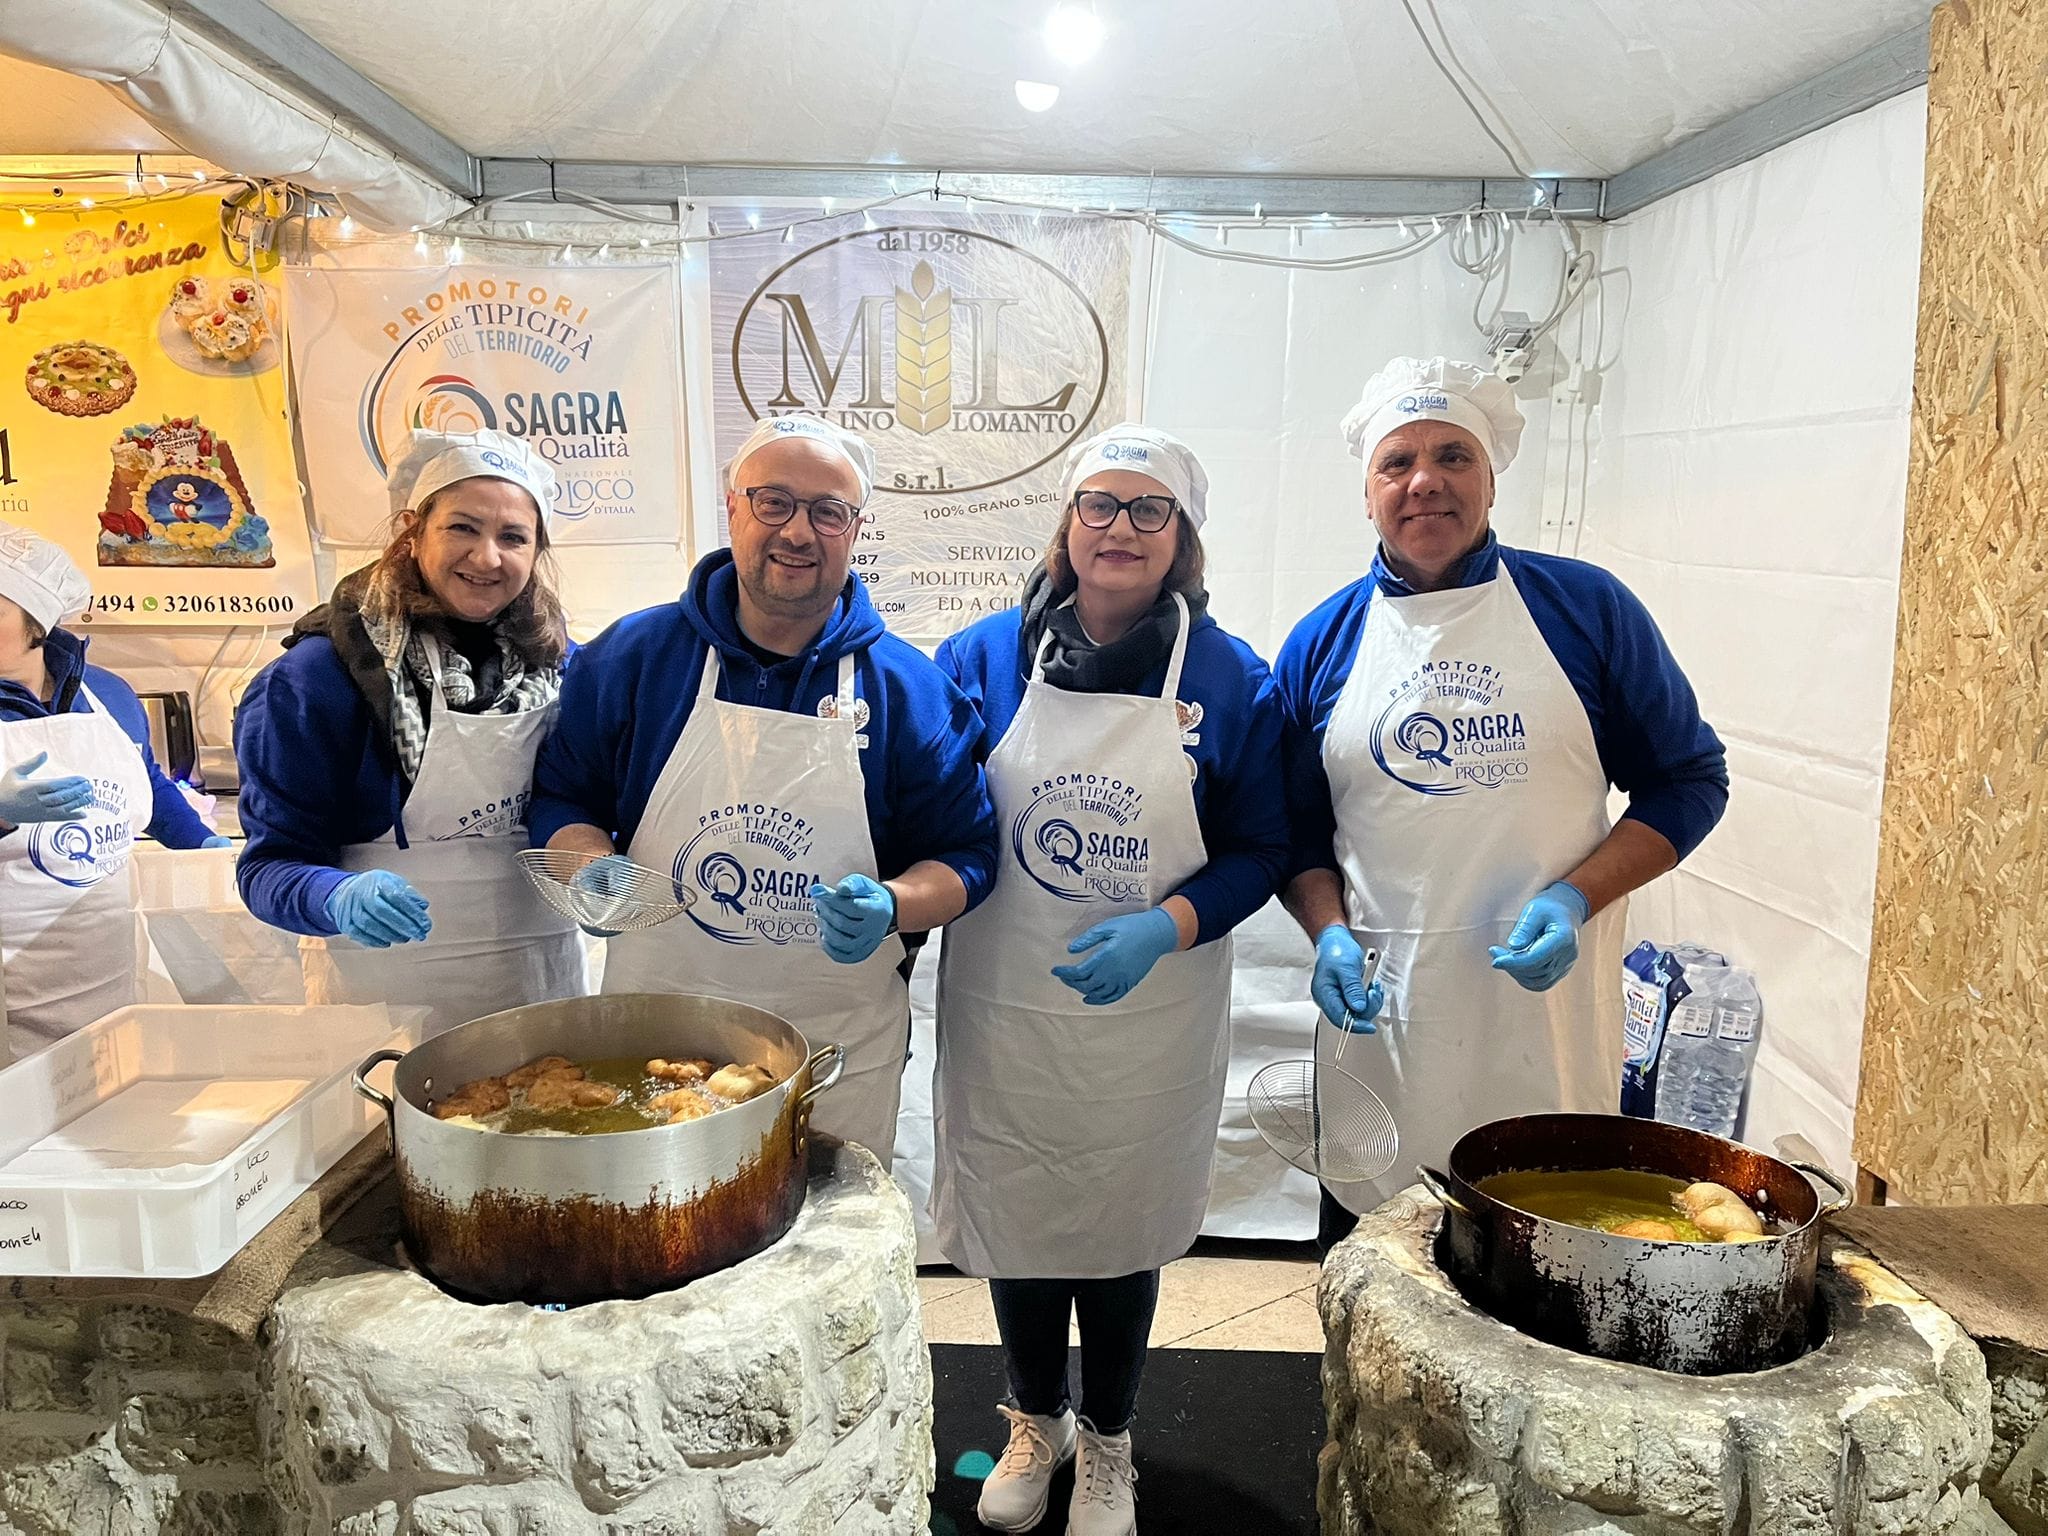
top-left (97, 416), bottom-right (274, 568)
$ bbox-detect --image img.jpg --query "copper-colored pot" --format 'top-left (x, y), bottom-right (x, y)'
top-left (1421, 1114), bottom-right (1852, 1375)
top-left (354, 993), bottom-right (842, 1305)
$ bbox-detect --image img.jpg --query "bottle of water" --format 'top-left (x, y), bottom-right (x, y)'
top-left (1681, 969), bottom-right (1763, 1139)
top-left (1653, 960), bottom-right (1724, 1129)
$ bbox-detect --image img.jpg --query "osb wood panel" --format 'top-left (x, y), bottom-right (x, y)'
top-left (1854, 0), bottom-right (2048, 1203)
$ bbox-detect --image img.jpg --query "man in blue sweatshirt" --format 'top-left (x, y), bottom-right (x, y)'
top-left (531, 415), bottom-right (998, 1167)
top-left (1277, 357), bottom-right (1728, 1246)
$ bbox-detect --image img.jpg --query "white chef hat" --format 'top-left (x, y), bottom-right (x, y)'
top-left (1341, 356), bottom-right (1525, 474)
top-left (1060, 422), bottom-right (1211, 529)
top-left (0, 522), bottom-right (90, 632)
top-left (726, 415), bottom-right (877, 504)
top-left (384, 429), bottom-right (559, 523)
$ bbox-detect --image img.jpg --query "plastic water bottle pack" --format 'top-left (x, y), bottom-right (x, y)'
top-left (1620, 942), bottom-right (1764, 1140)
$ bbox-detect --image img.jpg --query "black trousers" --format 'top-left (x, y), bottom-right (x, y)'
top-left (1317, 1183), bottom-right (1360, 1256)
top-left (988, 1270), bottom-right (1161, 1434)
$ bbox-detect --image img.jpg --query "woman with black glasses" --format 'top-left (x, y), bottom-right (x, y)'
top-left (931, 424), bottom-right (1289, 1536)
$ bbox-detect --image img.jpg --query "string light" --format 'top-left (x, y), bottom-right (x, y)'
top-left (339, 214), bottom-right (355, 237)
top-left (78, 196), bottom-right (94, 210)
top-left (413, 230), bottom-right (428, 257)
top-left (862, 210), bottom-right (876, 231)
top-left (821, 196), bottom-right (835, 213)
top-left (746, 211), bottom-right (760, 229)
top-left (18, 210), bottom-right (33, 228)
top-left (151, 173), bottom-right (168, 191)
top-left (597, 243), bottom-right (610, 258)
top-left (448, 236), bottom-right (464, 262)
top-left (190, 169), bottom-right (206, 183)
top-left (561, 242), bottom-right (573, 260)
top-left (781, 224), bottom-right (794, 244)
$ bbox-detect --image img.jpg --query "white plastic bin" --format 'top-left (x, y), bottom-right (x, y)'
top-left (0, 1003), bottom-right (422, 1277)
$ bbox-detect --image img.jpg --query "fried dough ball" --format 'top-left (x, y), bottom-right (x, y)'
top-left (1719, 1231), bottom-right (1771, 1244)
top-left (431, 1077), bottom-right (510, 1120)
top-left (1611, 1218), bottom-right (1681, 1242)
top-left (503, 1055), bottom-right (577, 1090)
top-left (704, 1063), bottom-right (777, 1103)
top-left (651, 1087), bottom-right (716, 1123)
top-left (1672, 1180), bottom-right (1766, 1238)
top-left (525, 1072), bottom-right (622, 1111)
top-left (647, 1057), bottom-right (713, 1084)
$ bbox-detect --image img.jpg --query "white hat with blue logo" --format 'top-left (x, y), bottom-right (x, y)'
top-left (727, 414), bottom-right (878, 504)
top-left (385, 428), bottom-right (559, 524)
top-left (1342, 356), bottom-right (1525, 474)
top-left (1060, 422), bottom-right (1211, 529)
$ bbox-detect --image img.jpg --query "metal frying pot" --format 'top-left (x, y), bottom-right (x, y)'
top-left (1420, 1113), bottom-right (1853, 1375)
top-left (353, 993), bottom-right (843, 1305)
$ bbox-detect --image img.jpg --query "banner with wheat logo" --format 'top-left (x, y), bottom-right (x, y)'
top-left (715, 210), bottom-right (1135, 642)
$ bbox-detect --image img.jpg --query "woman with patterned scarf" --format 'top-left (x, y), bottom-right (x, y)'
top-left (234, 428), bottom-right (586, 1033)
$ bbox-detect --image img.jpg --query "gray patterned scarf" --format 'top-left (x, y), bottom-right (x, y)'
top-left (359, 565), bottom-right (561, 783)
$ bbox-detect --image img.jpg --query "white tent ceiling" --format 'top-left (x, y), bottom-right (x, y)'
top-left (11, 0), bottom-right (1933, 182)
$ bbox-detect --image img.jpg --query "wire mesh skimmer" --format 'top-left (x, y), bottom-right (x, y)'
top-left (1248, 947), bottom-right (1399, 1184)
top-left (517, 849), bottom-right (696, 933)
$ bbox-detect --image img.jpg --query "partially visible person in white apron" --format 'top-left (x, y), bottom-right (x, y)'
top-left (530, 414), bottom-right (997, 1162)
top-left (933, 426), bottom-right (1288, 1536)
top-left (0, 524), bottom-right (228, 1056)
top-left (235, 429), bottom-right (586, 1035)
top-left (1276, 357), bottom-right (1730, 1249)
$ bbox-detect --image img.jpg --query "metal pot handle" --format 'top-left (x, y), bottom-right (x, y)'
top-left (1790, 1160), bottom-right (1855, 1218)
top-left (790, 1043), bottom-right (847, 1153)
top-left (1416, 1165), bottom-right (1472, 1215)
top-left (353, 1049), bottom-right (404, 1156)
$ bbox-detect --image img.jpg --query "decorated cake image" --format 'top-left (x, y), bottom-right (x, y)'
top-left (25, 341), bottom-right (138, 418)
top-left (163, 274), bottom-right (276, 363)
top-left (98, 417), bottom-right (274, 568)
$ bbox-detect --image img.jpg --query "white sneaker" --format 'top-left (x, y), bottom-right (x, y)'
top-left (977, 1404), bottom-right (1078, 1531)
top-left (1066, 1419), bottom-right (1137, 1536)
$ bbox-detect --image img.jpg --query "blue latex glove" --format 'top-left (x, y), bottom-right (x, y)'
top-left (569, 853), bottom-right (639, 938)
top-left (1051, 907), bottom-right (1181, 1007)
top-left (0, 751), bottom-right (94, 825)
top-left (325, 870), bottom-right (432, 948)
top-left (1312, 924), bottom-right (1386, 1033)
top-left (200, 835), bottom-right (233, 849)
top-left (1488, 881), bottom-right (1591, 991)
top-left (810, 874), bottom-right (896, 964)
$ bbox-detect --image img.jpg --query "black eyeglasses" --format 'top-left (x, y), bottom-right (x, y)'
top-left (740, 486), bottom-right (861, 536)
top-left (1073, 490), bottom-right (1178, 534)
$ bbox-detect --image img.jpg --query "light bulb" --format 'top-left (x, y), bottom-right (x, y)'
top-left (1044, 4), bottom-right (1105, 65)
top-left (821, 196), bottom-right (835, 213)
top-left (448, 237), bottom-right (463, 262)
top-left (598, 243), bottom-right (610, 258)
top-left (561, 243), bottom-right (573, 260)
top-left (79, 196), bottom-right (95, 210)
top-left (781, 224), bottom-right (795, 244)
top-left (151, 173), bottom-right (168, 190)
top-left (19, 210), bottom-right (33, 228)
top-left (190, 169), bottom-right (206, 183)
top-left (639, 237), bottom-right (650, 248)
top-left (340, 214), bottom-right (355, 237)
top-left (414, 231), bottom-right (428, 257)
top-left (1014, 80), bottom-right (1060, 112)
top-left (862, 211), bottom-right (877, 231)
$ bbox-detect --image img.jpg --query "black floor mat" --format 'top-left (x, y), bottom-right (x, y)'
top-left (927, 1342), bottom-right (1324, 1535)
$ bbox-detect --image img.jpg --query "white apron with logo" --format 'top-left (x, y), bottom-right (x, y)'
top-left (301, 647), bottom-right (586, 1036)
top-left (602, 650), bottom-right (909, 1165)
top-left (1322, 560), bottom-right (1623, 1213)
top-left (0, 684), bottom-right (152, 1057)
top-left (933, 596), bottom-right (1234, 1279)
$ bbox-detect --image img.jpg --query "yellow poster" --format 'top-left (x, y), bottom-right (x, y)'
top-left (0, 188), bottom-right (314, 625)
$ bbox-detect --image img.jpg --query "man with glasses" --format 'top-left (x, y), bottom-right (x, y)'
top-left (530, 414), bottom-right (997, 1167)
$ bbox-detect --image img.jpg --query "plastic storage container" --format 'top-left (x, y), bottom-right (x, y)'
top-left (0, 1003), bottom-right (421, 1277)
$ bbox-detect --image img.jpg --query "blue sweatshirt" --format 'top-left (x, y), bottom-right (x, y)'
top-left (529, 551), bottom-right (999, 913)
top-left (936, 606), bottom-right (1289, 947)
top-left (0, 629), bottom-right (214, 848)
top-left (1277, 537), bottom-right (1728, 878)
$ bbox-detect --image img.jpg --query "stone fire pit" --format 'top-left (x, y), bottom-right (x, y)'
top-left (1319, 1185), bottom-right (1999, 1535)
top-left (0, 1141), bottom-right (933, 1535)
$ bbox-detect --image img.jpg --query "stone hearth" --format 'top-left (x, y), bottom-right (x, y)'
top-left (1319, 1185), bottom-right (2000, 1535)
top-left (0, 1141), bottom-right (932, 1535)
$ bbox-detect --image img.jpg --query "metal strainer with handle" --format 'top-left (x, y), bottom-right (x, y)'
top-left (517, 848), bottom-right (696, 933)
top-left (1248, 946), bottom-right (1399, 1184)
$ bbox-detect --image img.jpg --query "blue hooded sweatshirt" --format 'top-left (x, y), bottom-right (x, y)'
top-left (529, 551), bottom-right (998, 913)
top-left (0, 628), bottom-right (214, 848)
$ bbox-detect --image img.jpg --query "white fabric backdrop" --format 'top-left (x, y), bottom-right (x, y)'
top-left (1574, 91), bottom-right (1927, 1173)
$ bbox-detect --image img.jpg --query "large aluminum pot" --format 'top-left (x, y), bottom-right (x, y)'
top-left (353, 993), bottom-right (843, 1305)
top-left (1420, 1114), bottom-right (1852, 1375)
